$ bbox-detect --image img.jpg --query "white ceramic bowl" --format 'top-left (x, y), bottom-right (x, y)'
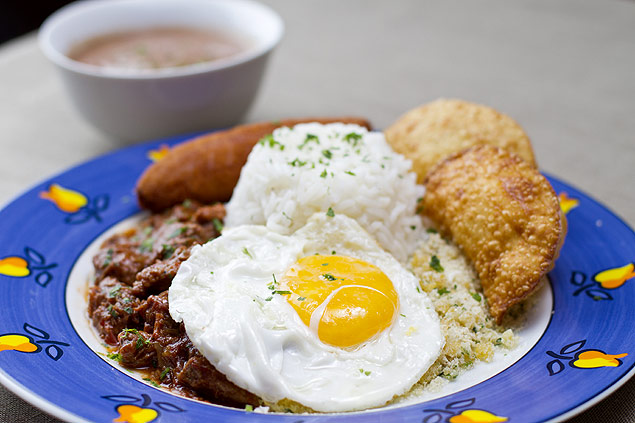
top-left (39, 0), bottom-right (284, 141)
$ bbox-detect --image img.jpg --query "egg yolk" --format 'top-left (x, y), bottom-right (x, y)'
top-left (281, 254), bottom-right (399, 348)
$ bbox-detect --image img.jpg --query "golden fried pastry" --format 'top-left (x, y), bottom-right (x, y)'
top-left (136, 117), bottom-right (372, 211)
top-left (422, 145), bottom-right (564, 323)
top-left (385, 99), bottom-right (537, 183)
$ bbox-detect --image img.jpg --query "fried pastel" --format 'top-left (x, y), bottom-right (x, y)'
top-left (136, 117), bottom-right (372, 211)
top-left (422, 145), bottom-right (564, 323)
top-left (385, 99), bottom-right (536, 183)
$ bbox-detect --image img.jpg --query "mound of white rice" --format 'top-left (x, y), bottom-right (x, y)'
top-left (225, 123), bottom-right (424, 263)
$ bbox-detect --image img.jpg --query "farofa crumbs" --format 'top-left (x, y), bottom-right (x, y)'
top-left (403, 232), bottom-right (517, 395)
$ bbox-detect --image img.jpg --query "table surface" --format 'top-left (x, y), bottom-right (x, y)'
top-left (1, 0), bottom-right (633, 422)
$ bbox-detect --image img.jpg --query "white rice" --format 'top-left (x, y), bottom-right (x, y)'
top-left (225, 123), bottom-right (425, 263)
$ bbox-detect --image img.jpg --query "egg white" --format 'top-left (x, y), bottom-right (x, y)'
top-left (169, 213), bottom-right (443, 412)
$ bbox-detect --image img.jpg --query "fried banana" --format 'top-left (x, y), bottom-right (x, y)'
top-left (136, 117), bottom-right (372, 211)
top-left (422, 145), bottom-right (565, 323)
top-left (385, 99), bottom-right (536, 183)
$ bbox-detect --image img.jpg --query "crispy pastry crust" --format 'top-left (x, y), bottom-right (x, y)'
top-left (385, 99), bottom-right (536, 183)
top-left (136, 117), bottom-right (372, 211)
top-left (423, 145), bottom-right (565, 323)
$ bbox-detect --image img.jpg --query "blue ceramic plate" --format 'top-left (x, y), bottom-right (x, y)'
top-left (0, 133), bottom-right (633, 423)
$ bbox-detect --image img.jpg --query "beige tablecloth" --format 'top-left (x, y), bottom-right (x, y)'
top-left (1, 0), bottom-right (633, 422)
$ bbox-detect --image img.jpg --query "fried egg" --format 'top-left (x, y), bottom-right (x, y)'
top-left (169, 213), bottom-right (443, 412)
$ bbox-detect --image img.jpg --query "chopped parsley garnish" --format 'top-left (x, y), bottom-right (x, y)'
top-left (109, 284), bottom-right (121, 298)
top-left (288, 158), bottom-right (307, 167)
top-left (410, 225), bottom-right (416, 230)
top-left (298, 133), bottom-right (319, 149)
top-left (331, 250), bottom-right (337, 255)
top-left (416, 286), bottom-right (422, 294)
top-left (139, 238), bottom-right (154, 253)
top-left (400, 313), bottom-right (406, 318)
top-left (265, 296), bottom-right (273, 302)
top-left (124, 307), bottom-right (133, 315)
top-left (297, 297), bottom-right (306, 301)
top-left (160, 367), bottom-right (171, 380)
top-left (168, 227), bottom-right (186, 239)
top-left (495, 338), bottom-right (503, 346)
top-left (107, 352), bottom-right (121, 362)
top-left (359, 368), bottom-right (371, 376)
top-left (430, 255), bottom-right (444, 272)
top-left (344, 170), bottom-right (356, 176)
top-left (437, 287), bottom-right (450, 295)
top-left (272, 290), bottom-right (291, 295)
top-left (426, 228), bottom-right (438, 234)
top-left (245, 404), bottom-right (254, 412)
top-left (321, 149), bottom-right (333, 159)
top-left (107, 304), bottom-right (118, 318)
top-left (322, 273), bottom-right (336, 281)
top-left (343, 132), bottom-right (362, 146)
top-left (416, 197), bottom-right (424, 214)
top-left (242, 247), bottom-right (253, 259)
top-left (161, 244), bottom-right (175, 259)
top-left (212, 218), bottom-right (223, 232)
top-left (326, 207), bottom-right (335, 217)
top-left (143, 378), bottom-right (159, 388)
top-left (321, 263), bottom-right (329, 266)
top-left (471, 292), bottom-right (482, 302)
top-left (123, 329), bottom-right (149, 349)
top-left (259, 134), bottom-right (284, 150)
top-left (320, 169), bottom-right (328, 178)
top-left (103, 248), bottom-right (114, 268)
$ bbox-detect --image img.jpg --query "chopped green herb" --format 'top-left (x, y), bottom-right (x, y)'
top-left (359, 368), bottom-right (371, 376)
top-left (430, 255), bottom-right (444, 272)
top-left (212, 218), bottom-right (223, 232)
top-left (160, 367), bottom-right (171, 380)
top-left (273, 290), bottom-right (291, 295)
top-left (242, 247), bottom-right (253, 259)
top-left (321, 263), bottom-right (329, 266)
top-left (245, 404), bottom-right (254, 412)
top-left (343, 132), bottom-right (362, 145)
top-left (344, 170), bottom-right (356, 176)
top-left (282, 211), bottom-right (293, 222)
top-left (437, 287), bottom-right (450, 295)
top-left (472, 327), bottom-right (478, 333)
top-left (326, 207), bottom-right (335, 217)
top-left (426, 228), bottom-right (438, 234)
top-left (331, 250), bottom-right (337, 255)
top-left (107, 352), bottom-right (121, 362)
top-left (259, 134), bottom-right (284, 150)
top-left (109, 284), bottom-right (121, 298)
top-left (168, 227), bottom-right (186, 239)
top-left (265, 296), bottom-right (273, 302)
top-left (410, 225), bottom-right (416, 230)
top-left (320, 169), bottom-right (328, 178)
top-left (471, 292), bottom-right (482, 302)
top-left (298, 133), bottom-right (319, 149)
top-left (143, 378), bottom-right (159, 388)
top-left (102, 248), bottom-right (114, 268)
top-left (297, 297), bottom-right (306, 301)
top-left (400, 313), bottom-right (406, 317)
top-left (322, 273), bottom-right (336, 281)
top-left (139, 238), bottom-right (154, 253)
top-left (161, 244), bottom-right (175, 259)
top-left (495, 338), bottom-right (503, 346)
top-left (210, 271), bottom-right (214, 275)
top-left (107, 304), bottom-right (118, 318)
top-left (124, 307), bottom-right (133, 315)
top-left (416, 286), bottom-right (422, 293)
top-left (288, 158), bottom-right (307, 167)
top-left (321, 149), bottom-right (333, 159)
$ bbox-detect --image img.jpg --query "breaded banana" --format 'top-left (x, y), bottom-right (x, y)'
top-left (136, 117), bottom-right (372, 211)
top-left (385, 99), bottom-right (536, 183)
top-left (422, 145), bottom-right (564, 323)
